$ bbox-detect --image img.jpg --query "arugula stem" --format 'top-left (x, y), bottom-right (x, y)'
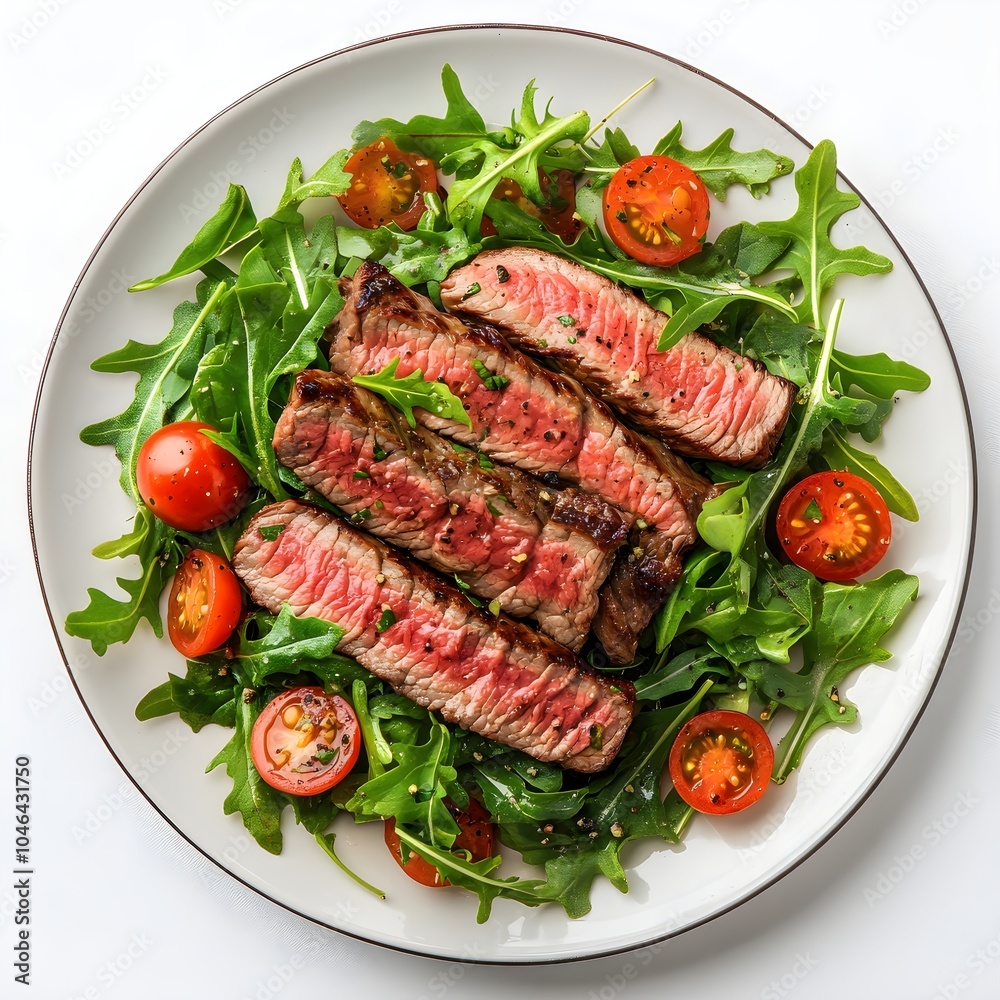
top-left (581, 78), bottom-right (655, 145)
top-left (744, 297), bottom-right (845, 543)
top-left (314, 832), bottom-right (386, 898)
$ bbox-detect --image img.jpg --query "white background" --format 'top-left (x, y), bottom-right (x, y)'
top-left (5, 1), bottom-right (998, 998)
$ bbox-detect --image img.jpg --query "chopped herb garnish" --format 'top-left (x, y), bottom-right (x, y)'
top-left (477, 452), bottom-right (494, 471)
top-left (488, 598), bottom-right (501, 616)
top-left (462, 282), bottom-right (481, 300)
top-left (259, 524), bottom-right (285, 542)
top-left (372, 441), bottom-right (387, 462)
top-left (470, 358), bottom-right (510, 391)
top-left (375, 607), bottom-right (396, 633)
top-left (352, 469), bottom-right (371, 480)
top-left (496, 265), bottom-right (510, 283)
top-left (557, 315), bottom-right (577, 327)
top-left (486, 500), bottom-right (501, 517)
top-left (349, 507), bottom-right (372, 523)
top-left (803, 499), bottom-right (824, 521)
top-left (314, 748), bottom-right (338, 764)
top-left (567, 336), bottom-right (577, 344)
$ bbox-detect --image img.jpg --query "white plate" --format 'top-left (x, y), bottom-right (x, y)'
top-left (28, 25), bottom-right (975, 964)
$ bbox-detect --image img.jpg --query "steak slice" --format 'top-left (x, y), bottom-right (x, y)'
top-left (326, 262), bottom-right (716, 663)
top-left (233, 501), bottom-right (634, 772)
top-left (440, 247), bottom-right (797, 468)
top-left (273, 369), bottom-right (628, 651)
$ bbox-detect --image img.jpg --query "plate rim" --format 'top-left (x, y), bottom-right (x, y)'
top-left (26, 21), bottom-right (980, 966)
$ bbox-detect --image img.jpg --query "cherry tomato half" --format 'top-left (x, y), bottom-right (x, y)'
top-left (480, 168), bottom-right (582, 243)
top-left (250, 687), bottom-right (361, 796)
top-left (337, 138), bottom-right (439, 231)
top-left (775, 470), bottom-right (892, 583)
top-left (384, 797), bottom-right (494, 887)
top-left (669, 710), bottom-right (774, 815)
top-left (167, 548), bottom-right (243, 658)
top-left (602, 155), bottom-right (710, 266)
top-left (136, 421), bottom-right (250, 532)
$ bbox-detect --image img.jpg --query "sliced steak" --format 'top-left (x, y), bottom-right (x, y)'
top-left (440, 247), bottom-right (797, 468)
top-left (325, 262), bottom-right (716, 661)
top-left (272, 369), bottom-right (628, 651)
top-left (233, 501), bottom-right (634, 772)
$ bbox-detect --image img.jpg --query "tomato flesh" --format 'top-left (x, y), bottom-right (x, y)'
top-left (167, 548), bottom-right (242, 658)
top-left (602, 155), bottom-right (710, 266)
top-left (480, 167), bottom-right (582, 243)
top-left (137, 421), bottom-right (250, 532)
top-left (775, 470), bottom-right (892, 582)
top-left (250, 687), bottom-right (361, 796)
top-left (337, 138), bottom-right (439, 231)
top-left (384, 797), bottom-right (494, 887)
top-left (669, 710), bottom-right (773, 815)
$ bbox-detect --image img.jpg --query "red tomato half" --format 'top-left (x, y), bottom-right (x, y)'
top-left (250, 687), bottom-right (361, 796)
top-left (337, 138), bottom-right (439, 230)
top-left (775, 470), bottom-right (892, 582)
top-left (384, 797), bottom-right (494, 887)
top-left (136, 421), bottom-right (250, 532)
top-left (602, 155), bottom-right (710, 266)
top-left (167, 548), bottom-right (243, 658)
top-left (669, 710), bottom-right (774, 815)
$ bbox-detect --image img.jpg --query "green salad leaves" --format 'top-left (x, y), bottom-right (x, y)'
top-left (67, 65), bottom-right (927, 920)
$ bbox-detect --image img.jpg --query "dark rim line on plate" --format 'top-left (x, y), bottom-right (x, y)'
top-left (25, 22), bottom-right (979, 967)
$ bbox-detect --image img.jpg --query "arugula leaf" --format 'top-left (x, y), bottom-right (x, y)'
top-left (770, 570), bottom-right (919, 782)
top-left (391, 823), bottom-right (547, 923)
top-left (130, 185), bottom-right (258, 291)
top-left (829, 349), bottom-right (931, 398)
top-left (347, 723), bottom-right (462, 845)
top-left (64, 507), bottom-right (179, 654)
top-left (353, 64), bottom-right (496, 161)
top-left (352, 358), bottom-right (473, 429)
top-left (758, 140), bottom-right (893, 328)
top-left (81, 280), bottom-right (227, 498)
top-left (335, 222), bottom-right (479, 287)
top-left (819, 425), bottom-right (919, 520)
top-left (276, 150), bottom-right (352, 211)
top-left (207, 689), bottom-right (286, 854)
top-left (233, 606), bottom-right (345, 687)
top-left (134, 660), bottom-right (236, 731)
top-left (652, 122), bottom-right (795, 199)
